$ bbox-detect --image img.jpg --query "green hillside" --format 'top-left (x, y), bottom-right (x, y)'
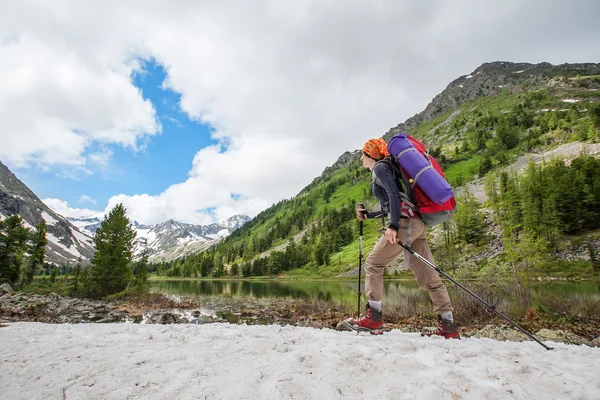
top-left (154, 71), bottom-right (600, 280)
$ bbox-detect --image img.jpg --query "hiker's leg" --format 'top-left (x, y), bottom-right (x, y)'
top-left (405, 219), bottom-right (453, 314)
top-left (365, 235), bottom-right (403, 302)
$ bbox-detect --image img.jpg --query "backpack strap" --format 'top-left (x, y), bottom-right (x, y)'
top-left (372, 160), bottom-right (420, 218)
top-left (372, 159), bottom-right (417, 270)
top-left (412, 165), bottom-right (434, 188)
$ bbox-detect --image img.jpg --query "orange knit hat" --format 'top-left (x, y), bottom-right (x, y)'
top-left (362, 138), bottom-right (390, 160)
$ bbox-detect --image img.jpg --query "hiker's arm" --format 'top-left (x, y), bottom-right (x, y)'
top-left (373, 163), bottom-right (401, 230)
top-left (356, 208), bottom-right (385, 220)
top-left (365, 210), bottom-right (385, 219)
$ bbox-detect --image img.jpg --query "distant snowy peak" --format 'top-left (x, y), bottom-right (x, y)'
top-left (66, 216), bottom-right (102, 235)
top-left (133, 215), bottom-right (251, 262)
top-left (226, 215), bottom-right (251, 231)
top-left (68, 214), bottom-right (251, 262)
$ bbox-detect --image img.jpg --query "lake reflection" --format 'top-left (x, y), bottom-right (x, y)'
top-left (151, 279), bottom-right (600, 309)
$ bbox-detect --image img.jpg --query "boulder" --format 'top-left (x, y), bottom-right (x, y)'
top-left (149, 312), bottom-right (186, 325)
top-left (536, 329), bottom-right (590, 346)
top-left (471, 325), bottom-right (529, 342)
top-left (0, 283), bottom-right (13, 295)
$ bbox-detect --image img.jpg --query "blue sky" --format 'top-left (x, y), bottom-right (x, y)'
top-left (15, 61), bottom-right (216, 210)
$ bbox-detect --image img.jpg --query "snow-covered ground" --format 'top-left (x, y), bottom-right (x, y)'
top-left (1, 322), bottom-right (599, 399)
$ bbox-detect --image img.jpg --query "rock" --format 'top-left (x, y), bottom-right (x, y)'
top-left (190, 315), bottom-right (219, 325)
top-left (0, 283), bottom-right (13, 295)
top-left (192, 310), bottom-right (201, 318)
top-left (95, 315), bottom-right (123, 323)
top-left (128, 314), bottom-right (143, 324)
top-left (472, 325), bottom-right (529, 342)
top-left (149, 312), bottom-right (186, 325)
top-left (535, 329), bottom-right (590, 346)
top-left (591, 337), bottom-right (600, 348)
top-left (335, 319), bottom-right (354, 332)
top-left (0, 292), bottom-right (126, 324)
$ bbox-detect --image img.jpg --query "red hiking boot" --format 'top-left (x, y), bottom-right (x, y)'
top-left (423, 315), bottom-right (460, 339)
top-left (350, 304), bottom-right (382, 330)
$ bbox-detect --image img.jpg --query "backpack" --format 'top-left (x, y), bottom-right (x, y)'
top-left (386, 133), bottom-right (456, 226)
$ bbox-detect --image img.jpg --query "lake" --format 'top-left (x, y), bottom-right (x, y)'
top-left (150, 279), bottom-right (600, 311)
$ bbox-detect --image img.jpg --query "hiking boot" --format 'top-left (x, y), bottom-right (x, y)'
top-left (350, 304), bottom-right (382, 330)
top-left (423, 315), bottom-right (460, 339)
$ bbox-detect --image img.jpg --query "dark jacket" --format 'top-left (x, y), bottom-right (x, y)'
top-left (366, 160), bottom-right (404, 231)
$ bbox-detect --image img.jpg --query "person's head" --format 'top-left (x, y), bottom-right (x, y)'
top-left (360, 138), bottom-right (389, 170)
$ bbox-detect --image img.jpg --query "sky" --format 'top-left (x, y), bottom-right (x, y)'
top-left (1, 1), bottom-right (599, 225)
top-left (1, 322), bottom-right (599, 398)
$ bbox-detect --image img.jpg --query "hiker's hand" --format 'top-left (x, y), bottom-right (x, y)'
top-left (384, 228), bottom-right (397, 243)
top-left (356, 208), bottom-right (367, 221)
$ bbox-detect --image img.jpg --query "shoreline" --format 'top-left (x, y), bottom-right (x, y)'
top-left (1, 291), bottom-right (599, 346)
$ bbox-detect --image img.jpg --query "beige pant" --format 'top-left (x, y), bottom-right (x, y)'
top-left (365, 218), bottom-right (453, 313)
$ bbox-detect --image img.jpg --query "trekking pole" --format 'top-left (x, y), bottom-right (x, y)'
top-left (357, 203), bottom-right (365, 319)
top-left (397, 240), bottom-right (553, 351)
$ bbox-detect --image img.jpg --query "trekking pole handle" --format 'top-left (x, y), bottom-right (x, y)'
top-left (358, 203), bottom-right (365, 236)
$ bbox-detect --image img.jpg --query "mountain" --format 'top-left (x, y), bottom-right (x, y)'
top-left (0, 162), bottom-right (95, 265)
top-left (65, 216), bottom-right (104, 234)
top-left (317, 62), bottom-right (600, 181)
top-left (190, 61), bottom-right (600, 279)
top-left (67, 215), bottom-right (251, 262)
top-left (384, 61), bottom-right (600, 141)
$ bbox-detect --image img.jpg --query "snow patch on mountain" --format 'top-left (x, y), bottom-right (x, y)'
top-left (46, 232), bottom-right (82, 258)
top-left (41, 211), bottom-right (59, 226)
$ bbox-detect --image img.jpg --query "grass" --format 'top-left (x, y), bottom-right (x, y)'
top-left (444, 154), bottom-right (483, 186)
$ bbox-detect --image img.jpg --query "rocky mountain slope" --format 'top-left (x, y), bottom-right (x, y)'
top-left (384, 61), bottom-right (600, 141)
top-left (0, 162), bottom-right (94, 265)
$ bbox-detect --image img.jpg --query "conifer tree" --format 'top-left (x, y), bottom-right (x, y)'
top-left (88, 204), bottom-right (136, 296)
top-left (589, 103), bottom-right (600, 129)
top-left (69, 257), bottom-right (83, 296)
top-left (134, 244), bottom-right (150, 291)
top-left (0, 215), bottom-right (30, 285)
top-left (230, 263), bottom-right (239, 276)
top-left (454, 192), bottom-right (486, 246)
top-left (23, 219), bottom-right (48, 286)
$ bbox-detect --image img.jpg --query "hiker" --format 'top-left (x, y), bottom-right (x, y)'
top-left (350, 137), bottom-right (459, 339)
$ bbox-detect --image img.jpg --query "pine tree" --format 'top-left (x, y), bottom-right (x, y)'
top-left (88, 204), bottom-right (136, 296)
top-left (0, 215), bottom-right (30, 285)
top-left (69, 257), bottom-right (83, 296)
top-left (589, 103), bottom-right (600, 129)
top-left (134, 245), bottom-right (150, 292)
top-left (454, 192), bottom-right (486, 246)
top-left (23, 219), bottom-right (48, 286)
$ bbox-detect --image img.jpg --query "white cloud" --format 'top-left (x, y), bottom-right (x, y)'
top-left (78, 195), bottom-right (97, 204)
top-left (88, 150), bottom-right (113, 168)
top-left (0, 10), bottom-right (160, 169)
top-left (42, 198), bottom-right (102, 219)
top-left (5, 1), bottom-right (600, 224)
